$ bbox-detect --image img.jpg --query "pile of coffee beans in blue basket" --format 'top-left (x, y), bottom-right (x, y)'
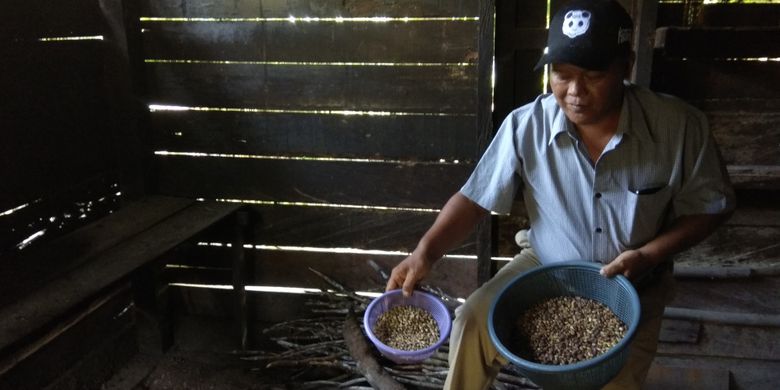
top-left (515, 296), bottom-right (626, 365)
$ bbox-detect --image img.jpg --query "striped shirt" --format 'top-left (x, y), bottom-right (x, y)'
top-left (460, 82), bottom-right (735, 265)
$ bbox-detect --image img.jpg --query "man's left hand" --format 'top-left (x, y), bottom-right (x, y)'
top-left (600, 249), bottom-right (655, 280)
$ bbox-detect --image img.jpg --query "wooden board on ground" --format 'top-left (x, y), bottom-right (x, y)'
top-left (645, 364), bottom-right (729, 390)
top-left (658, 323), bottom-right (780, 361)
top-left (674, 225), bottom-right (780, 269)
top-left (659, 319), bottom-right (701, 344)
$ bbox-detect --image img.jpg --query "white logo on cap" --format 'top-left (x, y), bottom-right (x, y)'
top-left (562, 10), bottom-right (591, 38)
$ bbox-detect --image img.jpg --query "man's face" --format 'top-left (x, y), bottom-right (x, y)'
top-left (549, 59), bottom-right (629, 128)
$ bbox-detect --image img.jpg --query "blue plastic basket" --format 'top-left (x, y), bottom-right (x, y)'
top-left (364, 289), bottom-right (451, 364)
top-left (488, 261), bottom-right (641, 390)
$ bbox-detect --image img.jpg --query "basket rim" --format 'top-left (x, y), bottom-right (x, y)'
top-left (488, 260), bottom-right (641, 374)
top-left (363, 289), bottom-right (452, 358)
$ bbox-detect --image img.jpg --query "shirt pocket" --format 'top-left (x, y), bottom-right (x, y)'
top-left (624, 185), bottom-right (672, 246)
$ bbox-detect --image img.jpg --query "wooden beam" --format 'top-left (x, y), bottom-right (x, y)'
top-left (728, 165), bottom-right (780, 191)
top-left (698, 3), bottom-right (780, 28)
top-left (476, 0), bottom-right (495, 286)
top-left (664, 307), bottom-right (780, 328)
top-left (146, 63), bottom-right (478, 114)
top-left (155, 157), bottom-right (473, 210)
top-left (631, 0), bottom-right (659, 87)
top-left (140, 0), bottom-right (480, 18)
top-left (655, 27), bottom-right (780, 58)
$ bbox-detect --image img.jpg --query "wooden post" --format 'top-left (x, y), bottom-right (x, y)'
top-left (99, 0), bottom-right (152, 201)
top-left (631, 0), bottom-right (659, 87)
top-left (476, 0), bottom-right (496, 286)
top-left (231, 210), bottom-right (252, 349)
top-left (131, 258), bottom-right (174, 353)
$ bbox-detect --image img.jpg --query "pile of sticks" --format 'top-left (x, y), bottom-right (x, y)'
top-left (241, 265), bottom-right (538, 389)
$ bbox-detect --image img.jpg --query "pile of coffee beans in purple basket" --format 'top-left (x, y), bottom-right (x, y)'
top-left (373, 305), bottom-right (439, 351)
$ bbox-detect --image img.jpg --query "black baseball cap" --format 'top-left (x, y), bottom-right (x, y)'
top-left (535, 0), bottom-right (633, 71)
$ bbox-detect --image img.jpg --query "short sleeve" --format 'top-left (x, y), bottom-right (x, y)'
top-left (673, 110), bottom-right (736, 217)
top-left (460, 114), bottom-right (523, 214)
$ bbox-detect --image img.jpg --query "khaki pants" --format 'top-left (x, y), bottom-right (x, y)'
top-left (443, 237), bottom-right (675, 390)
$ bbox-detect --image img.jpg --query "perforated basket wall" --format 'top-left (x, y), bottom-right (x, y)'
top-left (489, 261), bottom-right (641, 390)
top-left (364, 289), bottom-right (451, 364)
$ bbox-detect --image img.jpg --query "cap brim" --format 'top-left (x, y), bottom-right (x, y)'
top-left (533, 53), bottom-right (549, 71)
top-left (533, 47), bottom-right (615, 72)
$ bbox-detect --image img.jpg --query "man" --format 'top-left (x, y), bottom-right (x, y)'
top-left (385, 0), bottom-right (735, 389)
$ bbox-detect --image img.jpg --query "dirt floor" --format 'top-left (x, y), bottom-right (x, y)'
top-left (102, 316), bottom-right (292, 390)
top-left (101, 267), bottom-right (780, 390)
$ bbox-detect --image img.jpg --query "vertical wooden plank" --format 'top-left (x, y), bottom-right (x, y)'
top-left (631, 0), bottom-right (659, 87)
top-left (231, 210), bottom-right (250, 350)
top-left (476, 0), bottom-right (495, 286)
top-left (494, 0), bottom-right (549, 122)
top-left (100, 0), bottom-right (150, 201)
top-left (132, 260), bottom-right (175, 352)
top-left (120, 0), bottom-right (157, 197)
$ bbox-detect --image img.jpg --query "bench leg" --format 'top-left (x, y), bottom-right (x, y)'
top-left (131, 259), bottom-right (174, 353)
top-left (232, 210), bottom-right (254, 350)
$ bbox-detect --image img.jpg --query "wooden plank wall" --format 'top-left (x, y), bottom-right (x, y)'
top-left (650, 7), bottom-right (780, 383)
top-left (0, 2), bottom-right (123, 262)
top-left (135, 0), bottom-right (487, 320)
top-left (651, 1), bottom-right (780, 269)
top-left (1, 2), bottom-right (141, 383)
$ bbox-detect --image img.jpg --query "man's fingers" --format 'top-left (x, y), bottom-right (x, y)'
top-left (385, 276), bottom-right (399, 292)
top-left (600, 261), bottom-right (621, 278)
top-left (385, 268), bottom-right (405, 292)
top-left (402, 272), bottom-right (417, 297)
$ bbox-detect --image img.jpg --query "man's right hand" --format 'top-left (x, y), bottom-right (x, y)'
top-left (385, 251), bottom-right (434, 297)
top-left (384, 192), bottom-right (487, 297)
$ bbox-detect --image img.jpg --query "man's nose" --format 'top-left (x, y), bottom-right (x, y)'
top-left (567, 77), bottom-right (585, 96)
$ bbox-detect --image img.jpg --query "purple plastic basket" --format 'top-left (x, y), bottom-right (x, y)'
top-left (363, 289), bottom-right (452, 364)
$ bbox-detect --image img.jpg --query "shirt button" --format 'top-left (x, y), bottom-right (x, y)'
top-left (595, 193), bottom-right (602, 198)
top-left (595, 227), bottom-right (603, 233)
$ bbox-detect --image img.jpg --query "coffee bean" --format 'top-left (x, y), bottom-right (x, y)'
top-left (373, 305), bottom-right (439, 351)
top-left (514, 296), bottom-right (626, 365)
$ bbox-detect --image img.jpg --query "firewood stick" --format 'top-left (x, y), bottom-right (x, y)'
top-left (265, 354), bottom-right (343, 369)
top-left (309, 267), bottom-right (370, 303)
top-left (496, 371), bottom-right (539, 388)
top-left (343, 310), bottom-right (405, 390)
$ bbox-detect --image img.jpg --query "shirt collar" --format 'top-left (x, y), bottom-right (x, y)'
top-left (548, 101), bottom-right (572, 146)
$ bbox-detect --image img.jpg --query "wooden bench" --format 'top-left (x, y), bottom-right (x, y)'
top-left (0, 195), bottom-right (240, 386)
